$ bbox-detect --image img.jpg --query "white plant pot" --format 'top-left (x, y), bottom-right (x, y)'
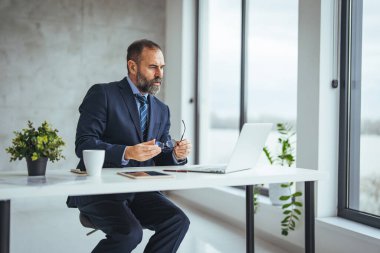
top-left (269, 183), bottom-right (296, 206)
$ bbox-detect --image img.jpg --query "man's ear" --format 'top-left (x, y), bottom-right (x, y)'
top-left (127, 60), bottom-right (137, 75)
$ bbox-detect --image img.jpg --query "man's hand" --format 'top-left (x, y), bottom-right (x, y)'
top-left (173, 139), bottom-right (192, 160)
top-left (125, 139), bottom-right (161, 162)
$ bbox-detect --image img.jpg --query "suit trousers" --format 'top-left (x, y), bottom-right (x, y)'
top-left (78, 192), bottom-right (190, 253)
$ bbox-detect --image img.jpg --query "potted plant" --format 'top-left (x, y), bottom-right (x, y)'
top-left (5, 121), bottom-right (65, 176)
top-left (262, 123), bottom-right (303, 236)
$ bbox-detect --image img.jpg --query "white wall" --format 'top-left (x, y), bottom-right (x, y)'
top-left (297, 0), bottom-right (340, 219)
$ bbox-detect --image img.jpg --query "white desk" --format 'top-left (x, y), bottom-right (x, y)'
top-left (0, 166), bottom-right (324, 253)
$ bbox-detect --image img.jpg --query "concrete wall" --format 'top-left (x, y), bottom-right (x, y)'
top-left (0, 0), bottom-right (166, 171)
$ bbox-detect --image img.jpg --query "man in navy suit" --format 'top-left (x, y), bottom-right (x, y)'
top-left (67, 39), bottom-right (191, 253)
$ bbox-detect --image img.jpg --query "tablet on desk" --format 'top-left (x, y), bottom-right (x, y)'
top-left (117, 171), bottom-right (175, 179)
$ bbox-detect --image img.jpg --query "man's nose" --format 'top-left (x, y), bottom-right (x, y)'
top-left (155, 68), bottom-right (163, 78)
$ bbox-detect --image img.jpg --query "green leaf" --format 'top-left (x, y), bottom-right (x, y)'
top-left (294, 209), bottom-right (302, 215)
top-left (283, 210), bottom-right (292, 215)
top-left (31, 152), bottom-right (39, 161)
top-left (293, 191), bottom-right (302, 197)
top-left (282, 203), bottom-right (292, 209)
top-left (294, 201), bottom-right (303, 207)
top-left (263, 147), bottom-right (274, 165)
top-left (279, 195), bottom-right (291, 201)
top-left (281, 216), bottom-right (290, 223)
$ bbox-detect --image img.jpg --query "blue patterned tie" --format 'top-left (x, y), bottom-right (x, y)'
top-left (136, 94), bottom-right (148, 141)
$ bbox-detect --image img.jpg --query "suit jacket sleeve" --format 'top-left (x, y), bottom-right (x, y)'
top-left (75, 84), bottom-right (126, 167)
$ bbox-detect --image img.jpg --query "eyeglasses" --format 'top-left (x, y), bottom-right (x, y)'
top-left (156, 120), bottom-right (186, 152)
top-left (156, 139), bottom-right (175, 152)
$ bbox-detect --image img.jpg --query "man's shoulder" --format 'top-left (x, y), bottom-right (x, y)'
top-left (88, 78), bottom-right (126, 93)
top-left (96, 78), bottom-right (125, 88)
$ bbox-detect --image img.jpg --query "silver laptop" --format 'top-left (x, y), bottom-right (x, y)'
top-left (181, 123), bottom-right (272, 174)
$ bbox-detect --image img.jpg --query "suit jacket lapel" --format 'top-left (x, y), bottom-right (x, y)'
top-left (118, 78), bottom-right (143, 142)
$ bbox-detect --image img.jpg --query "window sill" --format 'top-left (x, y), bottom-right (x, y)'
top-left (316, 216), bottom-right (380, 241)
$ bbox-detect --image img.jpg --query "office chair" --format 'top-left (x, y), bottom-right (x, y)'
top-left (79, 212), bottom-right (99, 236)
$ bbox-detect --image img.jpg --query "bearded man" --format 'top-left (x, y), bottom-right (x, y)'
top-left (66, 39), bottom-right (191, 253)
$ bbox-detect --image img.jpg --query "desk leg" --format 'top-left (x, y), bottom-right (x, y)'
top-left (0, 200), bottom-right (10, 253)
top-left (246, 185), bottom-right (254, 253)
top-left (305, 181), bottom-right (315, 253)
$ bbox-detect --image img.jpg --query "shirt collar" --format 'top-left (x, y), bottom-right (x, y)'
top-left (126, 76), bottom-right (148, 98)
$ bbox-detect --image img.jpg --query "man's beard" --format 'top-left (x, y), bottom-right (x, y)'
top-left (136, 71), bottom-right (162, 95)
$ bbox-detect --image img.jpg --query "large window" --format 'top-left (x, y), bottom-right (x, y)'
top-left (197, 0), bottom-right (241, 164)
top-left (197, 0), bottom-right (298, 168)
top-left (246, 0), bottom-right (298, 168)
top-left (338, 0), bottom-right (380, 228)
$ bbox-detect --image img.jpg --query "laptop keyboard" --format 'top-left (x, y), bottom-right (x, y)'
top-left (191, 165), bottom-right (227, 173)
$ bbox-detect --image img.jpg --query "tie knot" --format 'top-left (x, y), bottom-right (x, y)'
top-left (135, 94), bottom-right (147, 105)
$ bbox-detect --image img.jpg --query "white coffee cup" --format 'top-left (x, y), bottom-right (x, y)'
top-left (83, 150), bottom-right (105, 176)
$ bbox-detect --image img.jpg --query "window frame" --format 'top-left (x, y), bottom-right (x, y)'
top-left (337, 0), bottom-right (380, 228)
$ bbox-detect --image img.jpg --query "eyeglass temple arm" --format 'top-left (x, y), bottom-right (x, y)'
top-left (180, 120), bottom-right (186, 141)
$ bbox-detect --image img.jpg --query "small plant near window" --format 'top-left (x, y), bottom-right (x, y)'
top-left (263, 123), bottom-right (303, 236)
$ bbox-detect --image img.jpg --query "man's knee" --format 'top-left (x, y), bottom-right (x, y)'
top-left (172, 209), bottom-right (190, 233)
top-left (129, 225), bottom-right (144, 247)
top-left (111, 223), bottom-right (143, 248)
top-left (182, 213), bottom-right (191, 231)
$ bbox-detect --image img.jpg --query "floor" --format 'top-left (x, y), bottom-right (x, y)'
top-left (10, 195), bottom-right (289, 253)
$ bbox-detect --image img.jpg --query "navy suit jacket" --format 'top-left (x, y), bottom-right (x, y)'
top-left (67, 77), bottom-right (185, 207)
